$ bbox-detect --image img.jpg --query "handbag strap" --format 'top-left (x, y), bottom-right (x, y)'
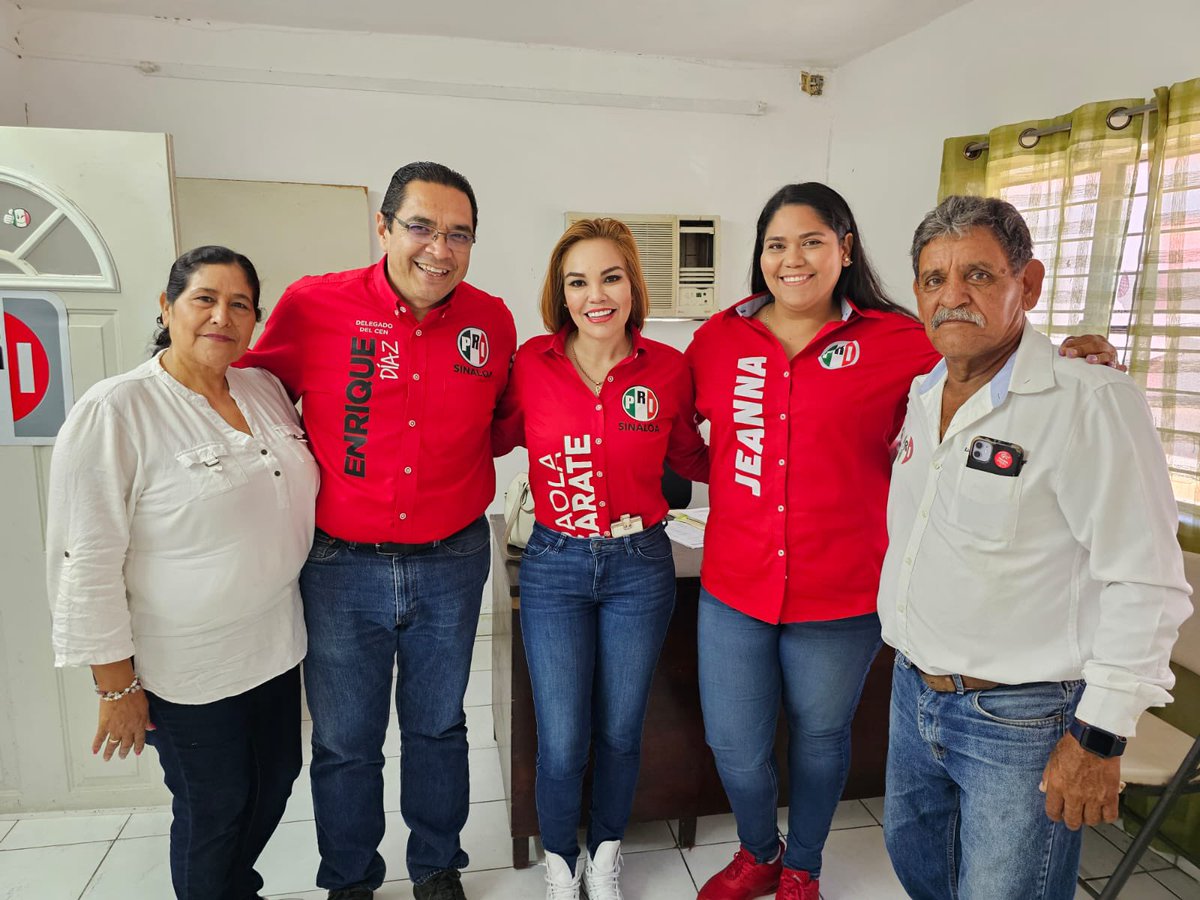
top-left (503, 477), bottom-right (532, 552)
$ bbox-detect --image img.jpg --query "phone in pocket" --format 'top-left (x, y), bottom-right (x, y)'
top-left (965, 436), bottom-right (1026, 477)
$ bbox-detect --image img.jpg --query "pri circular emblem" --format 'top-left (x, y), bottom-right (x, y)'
top-left (456, 327), bottom-right (490, 367)
top-left (621, 385), bottom-right (659, 422)
top-left (818, 339), bottom-right (861, 370)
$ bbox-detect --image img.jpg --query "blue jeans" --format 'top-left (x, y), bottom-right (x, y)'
top-left (519, 521), bottom-right (676, 871)
top-left (697, 588), bottom-right (881, 876)
top-left (884, 653), bottom-right (1085, 900)
top-left (300, 516), bottom-right (489, 890)
top-left (145, 666), bottom-right (302, 900)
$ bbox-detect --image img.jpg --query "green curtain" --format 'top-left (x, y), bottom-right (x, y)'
top-left (1124, 79), bottom-right (1200, 552)
top-left (940, 99), bottom-right (1145, 342)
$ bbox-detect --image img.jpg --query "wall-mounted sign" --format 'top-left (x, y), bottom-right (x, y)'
top-left (3, 208), bottom-right (31, 228)
top-left (0, 291), bottom-right (74, 444)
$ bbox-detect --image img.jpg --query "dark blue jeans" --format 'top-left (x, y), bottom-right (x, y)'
top-left (884, 653), bottom-right (1085, 900)
top-left (145, 666), bottom-right (302, 900)
top-left (300, 516), bottom-right (489, 890)
top-left (519, 521), bottom-right (676, 871)
top-left (697, 588), bottom-right (882, 877)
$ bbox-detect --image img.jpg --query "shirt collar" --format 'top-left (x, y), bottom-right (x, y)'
top-left (916, 320), bottom-right (1056, 404)
top-left (730, 293), bottom-right (859, 322)
top-left (369, 256), bottom-right (461, 318)
top-left (548, 325), bottom-right (646, 357)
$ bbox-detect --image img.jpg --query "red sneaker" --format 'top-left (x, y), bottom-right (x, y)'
top-left (697, 845), bottom-right (783, 899)
top-left (775, 868), bottom-right (819, 900)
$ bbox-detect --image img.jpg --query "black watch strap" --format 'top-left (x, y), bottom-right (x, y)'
top-left (1068, 720), bottom-right (1127, 758)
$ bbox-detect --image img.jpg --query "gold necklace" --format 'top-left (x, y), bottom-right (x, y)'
top-left (567, 341), bottom-right (605, 395)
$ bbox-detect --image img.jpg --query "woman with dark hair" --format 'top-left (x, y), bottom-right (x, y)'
top-left (687, 184), bottom-right (1117, 900)
top-left (46, 245), bottom-right (319, 900)
top-left (493, 218), bottom-right (708, 900)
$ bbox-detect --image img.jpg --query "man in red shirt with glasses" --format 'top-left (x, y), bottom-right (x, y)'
top-left (239, 161), bottom-right (516, 900)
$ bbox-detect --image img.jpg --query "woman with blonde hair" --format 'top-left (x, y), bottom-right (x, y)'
top-left (494, 218), bottom-right (708, 899)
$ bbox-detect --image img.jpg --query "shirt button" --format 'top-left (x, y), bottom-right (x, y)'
top-left (274, 470), bottom-right (281, 477)
top-left (920, 509), bottom-right (928, 519)
top-left (260, 449), bottom-right (268, 456)
top-left (594, 404), bottom-right (602, 411)
top-left (604, 531), bottom-right (611, 537)
top-left (595, 438), bottom-right (603, 445)
top-left (933, 462), bottom-right (942, 470)
top-left (783, 371), bottom-right (790, 378)
top-left (778, 458), bottom-right (785, 466)
top-left (904, 556), bottom-right (913, 566)
top-left (404, 466), bottom-right (412, 474)
top-left (64, 551), bottom-right (70, 558)
top-left (597, 471), bottom-right (604, 478)
top-left (777, 549), bottom-right (785, 557)
top-left (415, 329), bottom-right (422, 336)
top-left (409, 420), bottom-right (417, 427)
top-left (777, 505), bottom-right (785, 513)
top-left (399, 306), bottom-right (407, 313)
top-left (607, 376), bottom-right (614, 382)
top-left (412, 373), bottom-right (420, 381)
top-left (399, 512), bottom-right (407, 520)
top-left (599, 500), bottom-right (607, 508)
top-left (779, 413), bottom-right (787, 420)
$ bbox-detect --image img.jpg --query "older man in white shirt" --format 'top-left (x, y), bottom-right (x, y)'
top-left (878, 195), bottom-right (1192, 900)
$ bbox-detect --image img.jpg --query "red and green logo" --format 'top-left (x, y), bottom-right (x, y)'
top-left (457, 327), bottom-right (490, 367)
top-left (818, 340), bottom-right (860, 369)
top-left (622, 385), bottom-right (659, 422)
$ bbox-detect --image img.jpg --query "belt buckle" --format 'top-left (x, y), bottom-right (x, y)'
top-left (611, 514), bottom-right (644, 537)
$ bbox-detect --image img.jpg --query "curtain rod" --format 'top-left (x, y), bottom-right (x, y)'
top-left (962, 101), bottom-right (1159, 160)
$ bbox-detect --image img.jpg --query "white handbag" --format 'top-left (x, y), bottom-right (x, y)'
top-left (503, 472), bottom-right (535, 554)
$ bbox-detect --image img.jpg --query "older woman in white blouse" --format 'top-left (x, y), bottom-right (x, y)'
top-left (46, 245), bottom-right (319, 900)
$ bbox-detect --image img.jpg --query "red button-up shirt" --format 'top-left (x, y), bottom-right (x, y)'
top-left (239, 258), bottom-right (516, 543)
top-left (493, 328), bottom-right (708, 537)
top-left (686, 295), bottom-right (939, 623)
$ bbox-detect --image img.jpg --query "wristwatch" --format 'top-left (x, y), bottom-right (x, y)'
top-left (1068, 720), bottom-right (1127, 758)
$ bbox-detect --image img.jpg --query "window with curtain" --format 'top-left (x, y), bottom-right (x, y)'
top-left (939, 78), bottom-right (1200, 550)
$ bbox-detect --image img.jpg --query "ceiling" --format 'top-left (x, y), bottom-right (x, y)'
top-left (13, 0), bottom-right (972, 68)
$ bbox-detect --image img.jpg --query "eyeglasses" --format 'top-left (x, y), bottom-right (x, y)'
top-left (391, 216), bottom-right (476, 249)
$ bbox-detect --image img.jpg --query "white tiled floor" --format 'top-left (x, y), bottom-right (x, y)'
top-left (3, 630), bottom-right (1199, 899)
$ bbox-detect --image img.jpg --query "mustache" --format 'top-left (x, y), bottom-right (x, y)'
top-left (931, 307), bottom-right (986, 329)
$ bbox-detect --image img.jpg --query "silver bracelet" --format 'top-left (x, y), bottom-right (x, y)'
top-left (95, 675), bottom-right (142, 702)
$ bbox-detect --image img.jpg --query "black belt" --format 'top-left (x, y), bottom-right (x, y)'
top-left (316, 529), bottom-right (437, 556)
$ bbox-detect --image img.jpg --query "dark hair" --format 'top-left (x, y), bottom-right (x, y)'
top-left (379, 161), bottom-right (479, 234)
top-left (750, 182), bottom-right (911, 317)
top-left (152, 245), bottom-right (262, 352)
top-left (911, 195), bottom-right (1033, 278)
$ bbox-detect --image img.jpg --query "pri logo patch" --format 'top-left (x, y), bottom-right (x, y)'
top-left (622, 386), bottom-right (659, 422)
top-left (818, 340), bottom-right (861, 370)
top-left (456, 327), bottom-right (490, 368)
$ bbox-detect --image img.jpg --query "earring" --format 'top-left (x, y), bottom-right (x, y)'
top-left (155, 315), bottom-right (164, 325)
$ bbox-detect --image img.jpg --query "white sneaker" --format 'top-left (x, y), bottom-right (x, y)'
top-left (544, 850), bottom-right (583, 900)
top-left (583, 840), bottom-right (623, 900)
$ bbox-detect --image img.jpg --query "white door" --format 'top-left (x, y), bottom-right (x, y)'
top-left (0, 127), bottom-right (178, 812)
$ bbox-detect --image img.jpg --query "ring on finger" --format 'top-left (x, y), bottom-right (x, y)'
top-left (108, 737), bottom-right (121, 744)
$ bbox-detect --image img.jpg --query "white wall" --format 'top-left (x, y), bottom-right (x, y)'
top-left (12, 7), bottom-right (832, 505)
top-left (829, 0), bottom-right (1200, 306)
top-left (15, 9), bottom-right (832, 352)
top-left (0, 0), bottom-right (21, 125)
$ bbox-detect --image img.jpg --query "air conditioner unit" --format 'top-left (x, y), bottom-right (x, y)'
top-left (564, 212), bottom-right (720, 319)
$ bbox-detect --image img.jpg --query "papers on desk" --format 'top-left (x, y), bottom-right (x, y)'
top-left (666, 507), bottom-right (708, 549)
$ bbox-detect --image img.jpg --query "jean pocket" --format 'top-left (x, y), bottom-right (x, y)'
top-left (971, 682), bottom-right (1069, 728)
top-left (633, 530), bottom-right (673, 562)
top-left (306, 531), bottom-right (342, 563)
top-left (521, 533), bottom-right (556, 559)
top-left (440, 517), bottom-right (489, 557)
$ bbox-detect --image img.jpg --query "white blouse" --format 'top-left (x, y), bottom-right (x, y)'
top-left (46, 353), bottom-right (319, 704)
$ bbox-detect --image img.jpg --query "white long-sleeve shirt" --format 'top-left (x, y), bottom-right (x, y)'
top-left (879, 323), bottom-right (1192, 737)
top-left (46, 353), bottom-right (319, 704)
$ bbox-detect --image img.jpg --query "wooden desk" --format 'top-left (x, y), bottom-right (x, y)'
top-left (489, 515), bottom-right (894, 868)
